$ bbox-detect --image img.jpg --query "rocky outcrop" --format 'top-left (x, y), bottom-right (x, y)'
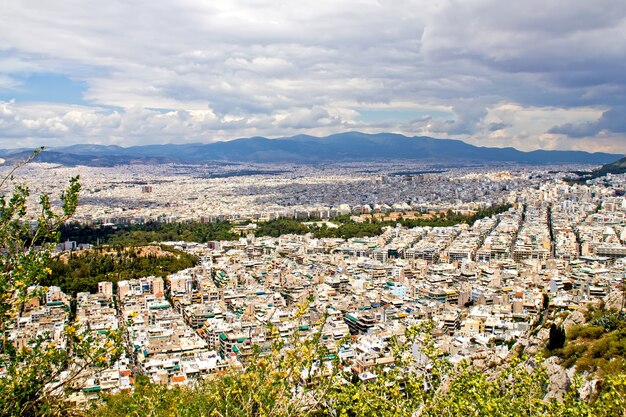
top-left (562, 310), bottom-right (585, 330)
top-left (605, 290), bottom-right (624, 312)
top-left (524, 327), bottom-right (550, 356)
top-left (543, 357), bottom-right (571, 401)
top-left (580, 378), bottom-right (601, 400)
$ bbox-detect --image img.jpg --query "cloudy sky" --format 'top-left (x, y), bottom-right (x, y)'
top-left (1, 0), bottom-right (625, 153)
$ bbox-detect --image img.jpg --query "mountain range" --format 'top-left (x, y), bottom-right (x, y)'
top-left (0, 132), bottom-right (622, 166)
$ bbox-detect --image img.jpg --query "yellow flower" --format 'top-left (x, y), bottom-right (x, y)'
top-left (44, 267), bottom-right (52, 274)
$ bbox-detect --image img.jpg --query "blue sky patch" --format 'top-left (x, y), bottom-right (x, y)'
top-left (0, 73), bottom-right (87, 105)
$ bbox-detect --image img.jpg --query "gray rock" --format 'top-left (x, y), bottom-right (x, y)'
top-left (605, 290), bottom-right (624, 312)
top-left (562, 310), bottom-right (586, 330)
top-left (543, 356), bottom-right (570, 401)
top-left (580, 378), bottom-right (600, 400)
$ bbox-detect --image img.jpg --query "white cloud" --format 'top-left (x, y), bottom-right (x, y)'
top-left (0, 0), bottom-right (625, 152)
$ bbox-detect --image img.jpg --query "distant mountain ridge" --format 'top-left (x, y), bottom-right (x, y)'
top-left (0, 132), bottom-right (622, 166)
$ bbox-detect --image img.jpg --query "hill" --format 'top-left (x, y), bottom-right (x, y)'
top-left (0, 132), bottom-right (621, 166)
top-left (596, 156), bottom-right (626, 175)
top-left (567, 155), bottom-right (626, 183)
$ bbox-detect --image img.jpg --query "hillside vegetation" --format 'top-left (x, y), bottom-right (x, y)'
top-left (89, 320), bottom-right (626, 417)
top-left (568, 156), bottom-right (626, 183)
top-left (555, 307), bottom-right (626, 375)
top-left (45, 245), bottom-right (197, 294)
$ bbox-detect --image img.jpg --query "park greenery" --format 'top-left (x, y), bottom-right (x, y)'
top-left (60, 204), bottom-right (513, 245)
top-left (44, 246), bottom-right (198, 295)
top-left (60, 220), bottom-right (238, 247)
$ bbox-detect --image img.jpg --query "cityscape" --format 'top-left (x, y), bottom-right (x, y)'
top-left (4, 159), bottom-right (626, 408)
top-left (12, 161), bottom-right (591, 224)
top-left (2, 0), bottom-right (626, 415)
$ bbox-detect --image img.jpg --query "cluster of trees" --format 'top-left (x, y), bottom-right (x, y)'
top-left (254, 218), bottom-right (310, 237)
top-left (254, 218), bottom-right (386, 239)
top-left (44, 246), bottom-right (198, 294)
top-left (312, 221), bottom-right (385, 239)
top-left (566, 156), bottom-right (626, 184)
top-left (61, 205), bottom-right (513, 246)
top-left (60, 221), bottom-right (238, 246)
top-left (310, 204), bottom-right (513, 239)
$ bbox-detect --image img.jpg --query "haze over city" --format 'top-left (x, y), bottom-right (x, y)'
top-left (1, 0), bottom-right (626, 153)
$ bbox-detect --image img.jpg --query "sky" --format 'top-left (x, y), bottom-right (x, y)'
top-left (0, 0), bottom-right (625, 153)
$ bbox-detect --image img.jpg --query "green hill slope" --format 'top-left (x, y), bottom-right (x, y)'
top-left (568, 155), bottom-right (626, 183)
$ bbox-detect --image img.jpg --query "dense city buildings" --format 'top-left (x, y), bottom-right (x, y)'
top-left (10, 161), bottom-right (585, 225)
top-left (3, 161), bottom-right (625, 397)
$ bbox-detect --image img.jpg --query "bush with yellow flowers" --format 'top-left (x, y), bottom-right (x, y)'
top-left (91, 316), bottom-right (626, 417)
top-left (0, 151), bottom-right (123, 417)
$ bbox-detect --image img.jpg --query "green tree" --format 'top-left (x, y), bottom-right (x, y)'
top-left (547, 323), bottom-right (566, 351)
top-left (0, 151), bottom-right (122, 416)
